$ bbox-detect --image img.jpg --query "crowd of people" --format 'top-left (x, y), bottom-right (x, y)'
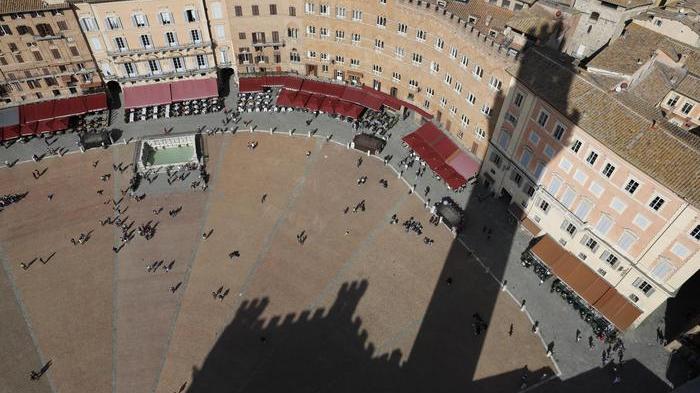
top-left (125, 98), bottom-right (223, 123)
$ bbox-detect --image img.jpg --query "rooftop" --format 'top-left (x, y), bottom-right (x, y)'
top-left (676, 73), bottom-right (700, 101)
top-left (510, 48), bottom-right (700, 207)
top-left (446, 0), bottom-right (515, 43)
top-left (0, 0), bottom-right (67, 14)
top-left (600, 0), bottom-right (653, 9)
top-left (587, 23), bottom-right (700, 76)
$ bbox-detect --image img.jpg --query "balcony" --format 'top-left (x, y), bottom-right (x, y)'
top-left (33, 33), bottom-right (65, 41)
top-left (106, 41), bottom-right (212, 57)
top-left (104, 66), bottom-right (217, 84)
top-left (251, 39), bottom-right (285, 48)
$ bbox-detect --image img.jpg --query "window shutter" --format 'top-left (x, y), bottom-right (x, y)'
top-left (560, 220), bottom-right (568, 230)
top-left (592, 242), bottom-right (599, 253)
top-left (632, 277), bottom-right (642, 287)
top-left (580, 234), bottom-right (589, 245)
top-left (646, 287), bottom-right (655, 297)
top-left (132, 15), bottom-right (137, 27)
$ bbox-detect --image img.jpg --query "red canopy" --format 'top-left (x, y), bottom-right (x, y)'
top-left (305, 94), bottom-right (323, 111)
top-left (291, 91), bottom-right (311, 108)
top-left (239, 77), bottom-right (265, 93)
top-left (35, 120), bottom-right (55, 134)
top-left (53, 96), bottom-right (86, 119)
top-left (320, 97), bottom-right (338, 114)
top-left (21, 101), bottom-right (55, 123)
top-left (414, 122), bottom-right (445, 146)
top-left (171, 78), bottom-right (218, 102)
top-left (275, 89), bottom-right (296, 107)
top-left (2, 125), bottom-right (21, 141)
top-left (361, 86), bottom-right (402, 111)
top-left (300, 79), bottom-right (328, 95)
top-left (20, 122), bottom-right (37, 136)
top-left (447, 152), bottom-right (480, 181)
top-left (123, 83), bottom-right (172, 109)
top-left (336, 101), bottom-right (364, 119)
top-left (84, 93), bottom-right (108, 113)
top-left (432, 137), bottom-right (458, 160)
top-left (444, 173), bottom-right (467, 190)
top-left (280, 76), bottom-right (303, 91)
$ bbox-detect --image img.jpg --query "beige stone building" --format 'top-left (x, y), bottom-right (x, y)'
top-left (0, 0), bottom-right (102, 108)
top-left (73, 0), bottom-right (216, 88)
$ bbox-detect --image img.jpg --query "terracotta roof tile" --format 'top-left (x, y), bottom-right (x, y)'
top-left (510, 48), bottom-right (700, 207)
top-left (446, 0), bottom-right (514, 39)
top-left (676, 74), bottom-right (700, 102)
top-left (0, 0), bottom-right (67, 14)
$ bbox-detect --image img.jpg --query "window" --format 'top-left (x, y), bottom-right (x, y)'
top-left (481, 104), bottom-right (492, 117)
top-left (561, 187), bottom-right (576, 208)
top-left (475, 128), bottom-right (486, 140)
top-left (681, 103), bottom-right (694, 115)
top-left (172, 57), bottom-right (184, 71)
top-left (558, 157), bottom-right (572, 173)
top-left (582, 236), bottom-right (598, 251)
top-left (251, 5), bottom-right (260, 16)
top-left (534, 162), bottom-right (545, 179)
top-left (602, 163), bottom-right (615, 178)
top-left (610, 197), bottom-right (627, 214)
top-left (106, 16), bottom-right (121, 30)
top-left (466, 93), bottom-right (476, 105)
top-left (600, 250), bottom-right (618, 267)
top-left (397, 22), bottom-right (408, 35)
top-left (449, 47), bottom-right (457, 59)
top-left (374, 38), bottom-right (384, 50)
top-left (335, 55), bottom-right (344, 64)
top-left (575, 199), bottom-right (593, 220)
top-left (335, 30), bottom-right (345, 40)
top-left (435, 37), bottom-right (445, 50)
top-left (165, 32), bottom-right (177, 46)
top-left (289, 51), bottom-right (300, 62)
top-left (691, 224), bottom-right (700, 240)
top-left (196, 54), bottom-right (207, 68)
top-left (395, 47), bottom-right (405, 59)
top-left (69, 46), bottom-right (80, 57)
top-left (140, 34), bottom-right (152, 48)
top-left (114, 37), bottom-right (127, 51)
top-left (372, 64), bottom-right (383, 74)
top-left (190, 29), bottom-right (201, 43)
top-left (334, 6), bottom-right (345, 18)
top-left (511, 171), bottom-right (523, 186)
top-left (320, 28), bottom-right (329, 38)
top-left (460, 55), bottom-right (469, 68)
top-left (416, 29), bottom-right (427, 41)
top-left (412, 53), bottom-right (422, 66)
top-left (440, 96), bottom-right (447, 107)
top-left (443, 74), bottom-right (452, 85)
top-left (319, 4), bottom-right (329, 15)
top-left (133, 13), bottom-right (148, 27)
top-left (234, 6), bottom-right (243, 16)
top-left (666, 94), bottom-right (679, 107)
top-left (408, 79), bottom-right (419, 90)
top-left (651, 258), bottom-right (675, 281)
top-left (473, 65), bottom-right (483, 79)
top-left (537, 111), bottom-right (549, 127)
top-left (618, 231), bottom-right (637, 252)
top-left (80, 17), bottom-right (98, 32)
top-left (571, 139), bottom-right (582, 153)
top-left (289, 6), bottom-right (296, 16)
top-left (376, 15), bottom-right (387, 27)
top-left (544, 144), bottom-right (555, 159)
top-left (514, 92), bottom-right (524, 107)
top-left (148, 59), bottom-right (161, 74)
top-left (595, 215), bottom-right (613, 235)
top-left (519, 149), bottom-right (533, 167)
top-left (526, 132), bottom-right (540, 146)
top-left (57, 21), bottom-right (68, 31)
top-left (490, 152), bottom-right (502, 166)
top-left (498, 131), bottom-right (510, 150)
top-left (460, 114), bottom-right (469, 128)
top-left (624, 179), bottom-right (639, 194)
top-left (488, 76), bottom-right (502, 91)
top-left (632, 277), bottom-right (655, 296)
top-left (307, 50), bottom-right (317, 58)
top-left (350, 58), bottom-right (359, 67)
top-left (633, 213), bottom-right (651, 230)
top-left (564, 222), bottom-right (577, 236)
top-left (649, 196), bottom-right (665, 211)
top-left (50, 48), bottom-right (61, 59)
top-left (553, 123), bottom-right (565, 140)
top-left (539, 200), bottom-right (550, 212)
top-left (391, 72), bottom-right (401, 82)
top-left (573, 169), bottom-right (588, 185)
top-left (505, 113), bottom-right (518, 125)
top-left (671, 242), bottom-right (690, 258)
top-left (586, 151), bottom-right (598, 165)
top-left (430, 61), bottom-right (440, 73)
top-left (588, 181), bottom-right (604, 198)
top-left (352, 9), bottom-right (362, 21)
top-left (270, 4), bottom-right (278, 15)
top-left (426, 87), bottom-right (434, 98)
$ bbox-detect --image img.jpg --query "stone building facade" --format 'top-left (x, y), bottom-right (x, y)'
top-left (0, 0), bottom-right (102, 108)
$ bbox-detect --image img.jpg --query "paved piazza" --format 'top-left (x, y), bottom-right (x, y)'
top-left (0, 125), bottom-right (673, 393)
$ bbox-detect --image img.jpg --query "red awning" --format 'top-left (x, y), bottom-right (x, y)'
top-left (1, 125), bottom-right (21, 141)
top-left (300, 79), bottom-right (328, 95)
top-left (48, 117), bottom-right (70, 132)
top-left (21, 101), bottom-right (55, 123)
top-left (52, 96), bottom-right (87, 119)
top-left (20, 122), bottom-right (37, 136)
top-left (275, 89), bottom-right (296, 107)
top-left (84, 93), bottom-right (108, 113)
top-left (280, 76), bottom-right (303, 91)
top-left (336, 101), bottom-right (364, 119)
top-left (291, 91), bottom-right (311, 108)
top-left (171, 78), bottom-right (218, 102)
top-left (320, 97), bottom-right (338, 114)
top-left (413, 122), bottom-right (445, 146)
top-left (35, 120), bottom-right (55, 134)
top-left (305, 94), bottom-right (323, 111)
top-left (444, 173), bottom-right (467, 190)
top-left (432, 137), bottom-right (458, 160)
top-left (361, 86), bottom-right (402, 111)
top-left (340, 87), bottom-right (383, 111)
top-left (123, 83), bottom-right (172, 109)
top-left (447, 152), bottom-right (480, 180)
top-left (239, 77), bottom-right (264, 93)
